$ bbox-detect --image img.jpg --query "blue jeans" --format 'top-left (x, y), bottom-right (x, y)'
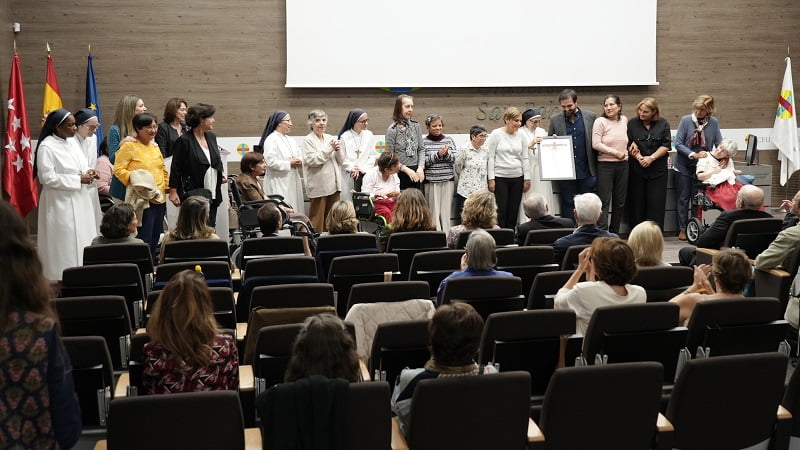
top-left (675, 170), bottom-right (695, 232)
top-left (138, 202), bottom-right (166, 259)
top-left (557, 177), bottom-right (597, 219)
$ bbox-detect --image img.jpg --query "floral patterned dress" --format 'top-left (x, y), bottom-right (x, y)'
top-left (142, 334), bottom-right (239, 394)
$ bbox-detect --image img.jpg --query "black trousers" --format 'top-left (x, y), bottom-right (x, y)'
top-left (494, 176), bottom-right (524, 229)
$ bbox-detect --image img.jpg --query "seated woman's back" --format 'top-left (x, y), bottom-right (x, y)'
top-left (159, 196), bottom-right (220, 263)
top-left (143, 270), bottom-right (238, 394)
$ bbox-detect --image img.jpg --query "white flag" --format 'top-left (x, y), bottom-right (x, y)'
top-left (773, 57), bottom-right (800, 185)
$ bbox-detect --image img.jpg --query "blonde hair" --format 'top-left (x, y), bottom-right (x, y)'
top-left (627, 221), bottom-right (665, 267)
top-left (168, 196), bottom-right (216, 241)
top-left (147, 270), bottom-right (219, 367)
top-left (392, 188), bottom-right (435, 232)
top-left (503, 107), bottom-right (522, 123)
top-left (461, 191), bottom-right (497, 229)
top-left (636, 97), bottom-right (661, 121)
top-left (326, 201), bottom-right (359, 234)
top-left (692, 95), bottom-right (716, 116)
top-left (113, 95), bottom-right (142, 139)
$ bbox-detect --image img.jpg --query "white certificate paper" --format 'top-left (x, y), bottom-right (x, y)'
top-left (539, 136), bottom-right (576, 180)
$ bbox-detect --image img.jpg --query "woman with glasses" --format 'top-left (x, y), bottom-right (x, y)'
top-left (113, 112), bottom-right (169, 257)
top-left (626, 97), bottom-right (671, 230)
top-left (71, 107), bottom-right (103, 228)
top-left (338, 109), bottom-right (375, 198)
top-left (421, 114), bottom-right (457, 231)
top-left (455, 125), bottom-right (490, 223)
top-left (592, 95), bottom-right (629, 233)
top-left (36, 108), bottom-right (100, 280)
top-left (518, 108), bottom-right (553, 223)
top-left (257, 110), bottom-right (305, 213)
top-left (168, 103), bottom-right (225, 226)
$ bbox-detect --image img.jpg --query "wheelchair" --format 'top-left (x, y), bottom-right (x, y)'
top-left (686, 188), bottom-right (723, 245)
top-left (352, 191), bottom-right (387, 235)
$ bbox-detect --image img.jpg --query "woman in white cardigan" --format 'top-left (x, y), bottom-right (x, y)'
top-left (302, 109), bottom-right (344, 232)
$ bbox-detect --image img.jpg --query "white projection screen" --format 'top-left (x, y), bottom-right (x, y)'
top-left (285, 0), bottom-right (657, 88)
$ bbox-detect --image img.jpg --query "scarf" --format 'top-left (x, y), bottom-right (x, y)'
top-left (689, 113), bottom-right (707, 150)
top-left (426, 133), bottom-right (445, 142)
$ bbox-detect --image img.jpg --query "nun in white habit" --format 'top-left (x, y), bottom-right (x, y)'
top-left (256, 110), bottom-right (305, 213)
top-left (70, 107), bottom-right (103, 229)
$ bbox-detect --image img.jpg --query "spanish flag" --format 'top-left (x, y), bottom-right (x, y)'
top-left (41, 52), bottom-right (62, 123)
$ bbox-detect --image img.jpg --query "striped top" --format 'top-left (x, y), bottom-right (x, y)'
top-left (421, 135), bottom-right (457, 183)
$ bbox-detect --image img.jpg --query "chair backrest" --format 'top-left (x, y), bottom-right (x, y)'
top-left (106, 391), bottom-right (246, 450)
top-left (723, 218), bottom-right (783, 258)
top-left (478, 309), bottom-right (576, 397)
top-left (527, 270), bottom-right (575, 310)
top-left (666, 353), bottom-right (788, 450)
top-left (386, 231), bottom-right (448, 279)
top-left (127, 333), bottom-right (151, 394)
top-left (240, 236), bottom-right (305, 270)
top-left (243, 305), bottom-right (337, 364)
top-left (455, 228), bottom-right (516, 249)
top-left (61, 263), bottom-right (146, 328)
top-left (83, 242), bottom-right (154, 287)
top-left (161, 238), bottom-right (230, 264)
top-left (524, 228), bottom-right (575, 246)
top-left (406, 371), bottom-right (531, 450)
top-left (154, 261), bottom-right (232, 290)
top-left (328, 253), bottom-right (399, 317)
top-left (145, 287), bottom-right (237, 330)
top-left (409, 249), bottom-right (465, 297)
top-left (347, 281), bottom-right (431, 313)
top-left (243, 255), bottom-right (317, 280)
top-left (754, 245), bottom-right (800, 314)
top-left (782, 355), bottom-right (800, 441)
top-left (344, 381), bottom-right (393, 450)
top-left (369, 319), bottom-right (430, 387)
top-left (62, 336), bottom-right (115, 427)
top-left (441, 276), bottom-right (524, 320)
top-left (581, 302), bottom-right (687, 381)
top-left (539, 362), bottom-right (664, 450)
top-left (560, 244), bottom-right (590, 270)
top-left (250, 283), bottom-right (335, 310)
top-left (631, 266), bottom-right (694, 303)
top-left (496, 246), bottom-right (559, 296)
top-left (55, 296), bottom-right (132, 371)
top-left (685, 298), bottom-right (787, 357)
top-left (253, 323), bottom-right (303, 389)
top-left (316, 234), bottom-right (379, 282)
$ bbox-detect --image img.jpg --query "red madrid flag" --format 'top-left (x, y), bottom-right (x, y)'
top-left (2, 53), bottom-right (38, 216)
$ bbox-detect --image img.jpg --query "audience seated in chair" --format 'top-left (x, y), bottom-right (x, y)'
top-left (447, 190), bottom-right (500, 249)
top-left (282, 313), bottom-right (361, 383)
top-left (391, 303), bottom-right (496, 436)
top-left (92, 203), bottom-right (144, 245)
top-left (555, 237), bottom-right (645, 335)
top-left (323, 200), bottom-right (362, 236)
top-left (678, 185), bottom-right (769, 266)
top-left (627, 221), bottom-right (671, 267)
top-left (755, 188), bottom-right (800, 271)
top-left (669, 248), bottom-right (750, 324)
top-left (437, 228), bottom-right (511, 305)
top-left (158, 196), bottom-right (221, 264)
top-left (388, 188), bottom-right (436, 233)
top-left (552, 192), bottom-right (616, 264)
top-left (514, 192), bottom-right (573, 246)
top-left (233, 202), bottom-right (312, 267)
top-left (143, 269), bottom-right (239, 394)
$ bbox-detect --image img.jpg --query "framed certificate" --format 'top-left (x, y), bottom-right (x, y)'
top-left (539, 136), bottom-right (576, 180)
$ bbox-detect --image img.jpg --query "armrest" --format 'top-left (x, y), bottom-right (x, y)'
top-left (778, 404), bottom-right (792, 420)
top-left (391, 417), bottom-right (410, 450)
top-left (757, 267), bottom-right (791, 278)
top-left (135, 328), bottom-right (146, 335)
top-left (695, 248), bottom-right (718, 266)
top-left (94, 441), bottom-right (108, 450)
top-left (237, 322), bottom-right (248, 343)
top-left (245, 427), bottom-right (262, 450)
top-left (359, 360), bottom-right (371, 381)
top-left (528, 418), bottom-right (545, 442)
top-left (239, 365), bottom-right (254, 392)
top-left (657, 413), bottom-right (674, 432)
top-left (114, 372), bottom-right (130, 398)
top-left (232, 268), bottom-right (242, 282)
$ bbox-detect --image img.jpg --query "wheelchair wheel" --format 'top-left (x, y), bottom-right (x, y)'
top-left (686, 218), bottom-right (703, 245)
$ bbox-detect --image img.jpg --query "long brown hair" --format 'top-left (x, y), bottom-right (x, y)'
top-left (0, 201), bottom-right (56, 331)
top-left (147, 270), bottom-right (218, 367)
top-left (284, 314), bottom-right (360, 382)
top-left (169, 196), bottom-right (216, 240)
top-left (392, 188), bottom-right (434, 232)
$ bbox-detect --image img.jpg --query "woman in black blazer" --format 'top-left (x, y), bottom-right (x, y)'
top-left (168, 103), bottom-right (225, 226)
top-left (155, 97), bottom-right (189, 159)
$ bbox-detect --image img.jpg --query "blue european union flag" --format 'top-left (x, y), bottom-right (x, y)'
top-left (86, 54), bottom-right (103, 155)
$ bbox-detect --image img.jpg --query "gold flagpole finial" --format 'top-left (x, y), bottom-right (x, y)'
top-left (88, 44), bottom-right (91, 56)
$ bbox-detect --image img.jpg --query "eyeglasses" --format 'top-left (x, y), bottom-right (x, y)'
top-left (81, 124), bottom-right (100, 131)
top-left (357, 119), bottom-right (369, 124)
top-left (475, 134), bottom-right (489, 139)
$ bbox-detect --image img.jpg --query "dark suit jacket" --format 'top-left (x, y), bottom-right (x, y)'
top-left (696, 208), bottom-right (773, 249)
top-left (553, 225), bottom-right (617, 263)
top-left (547, 108), bottom-right (598, 177)
top-left (169, 130), bottom-right (225, 206)
top-left (515, 215), bottom-right (574, 245)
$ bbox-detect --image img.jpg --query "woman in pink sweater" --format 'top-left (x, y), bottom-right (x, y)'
top-left (592, 95), bottom-right (629, 233)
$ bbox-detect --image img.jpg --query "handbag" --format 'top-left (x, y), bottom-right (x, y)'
top-left (181, 175), bottom-right (212, 201)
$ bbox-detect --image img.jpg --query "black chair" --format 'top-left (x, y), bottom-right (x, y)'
top-left (560, 244), bottom-right (590, 270)
top-left (154, 261), bottom-right (232, 290)
top-left (161, 238), bottom-right (230, 265)
top-left (55, 295), bottom-right (132, 371)
top-left (722, 217), bottom-right (783, 259)
top-left (328, 253), bottom-right (399, 317)
top-left (408, 249), bottom-right (465, 298)
top-left (242, 283), bottom-right (336, 326)
top-left (239, 236), bottom-right (305, 270)
top-left (440, 276), bottom-right (524, 320)
top-left (496, 246), bottom-right (559, 296)
top-left (62, 336), bottom-right (114, 428)
top-left (346, 280), bottom-right (431, 314)
top-left (524, 228), bottom-right (575, 246)
top-left (369, 319), bottom-right (430, 387)
top-left (315, 233), bottom-right (378, 282)
top-left (531, 362), bottom-right (669, 450)
top-left (780, 355), bottom-right (800, 447)
top-left (631, 266), bottom-right (694, 303)
top-left (666, 353), bottom-right (789, 450)
top-left (578, 303), bottom-right (689, 383)
top-left (755, 245), bottom-right (800, 318)
top-left (242, 255), bottom-right (318, 281)
top-left (60, 263), bottom-right (146, 328)
top-left (126, 333), bottom-right (151, 396)
top-left (396, 371), bottom-right (532, 450)
top-left (385, 231), bottom-right (448, 279)
top-left (145, 286), bottom-right (236, 331)
top-left (684, 298), bottom-right (789, 358)
top-left (102, 391), bottom-right (257, 450)
top-left (477, 309), bottom-right (576, 398)
top-left (527, 270), bottom-right (575, 310)
top-left (455, 228), bottom-right (516, 249)
top-left (83, 242), bottom-right (154, 290)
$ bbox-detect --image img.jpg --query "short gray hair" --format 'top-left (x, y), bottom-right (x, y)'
top-left (465, 228), bottom-right (497, 270)
top-left (307, 109), bottom-right (327, 130)
top-left (719, 138), bottom-right (738, 158)
top-left (523, 193), bottom-right (547, 219)
top-left (574, 193), bottom-right (602, 225)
